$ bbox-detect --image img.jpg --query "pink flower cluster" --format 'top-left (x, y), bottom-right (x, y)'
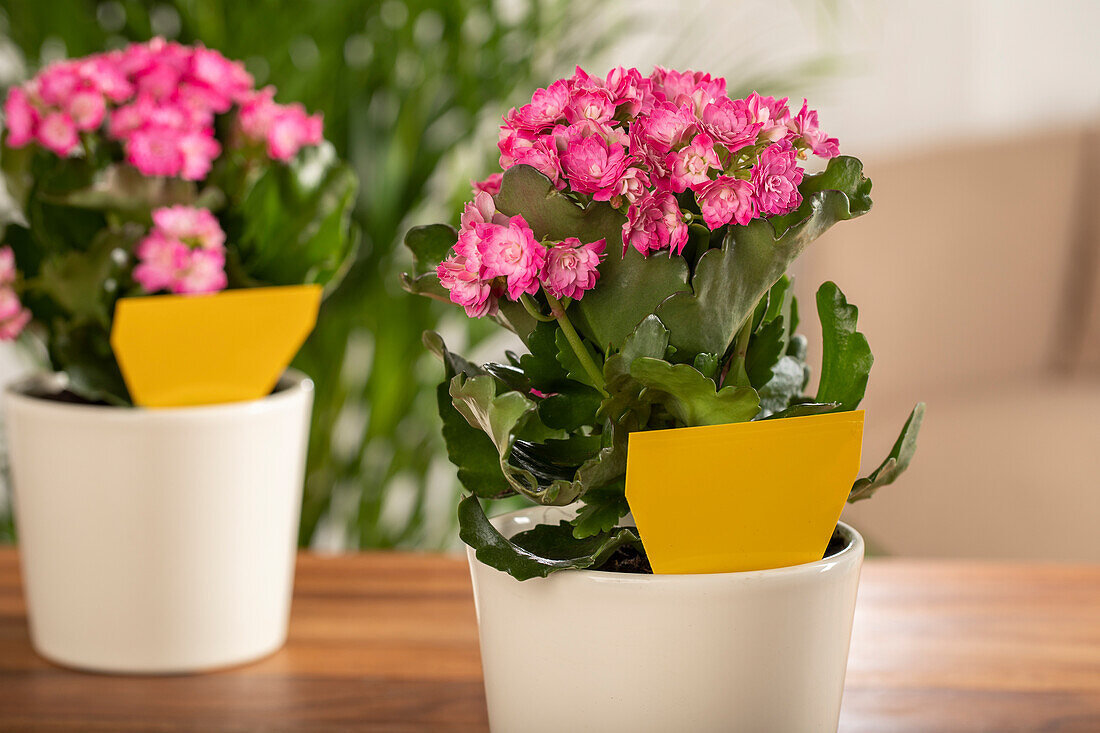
top-left (2, 38), bottom-right (323, 178)
top-left (436, 191), bottom-right (605, 317)
top-left (495, 66), bottom-right (838, 256)
top-left (133, 206), bottom-right (227, 295)
top-left (0, 247), bottom-right (31, 341)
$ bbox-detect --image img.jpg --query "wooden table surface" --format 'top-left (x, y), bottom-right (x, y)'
top-left (1, 549), bottom-right (1099, 732)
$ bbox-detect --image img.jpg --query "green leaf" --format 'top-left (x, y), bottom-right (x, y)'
top-left (765, 401), bottom-right (840, 420)
top-left (816, 281), bottom-right (874, 411)
top-left (36, 226), bottom-right (135, 327)
top-left (769, 155), bottom-right (873, 237)
top-left (657, 155), bottom-right (872, 356)
top-left (519, 320), bottom-right (569, 391)
top-left (458, 495), bottom-right (639, 581)
top-left (554, 327), bottom-right (603, 389)
top-left (404, 223), bottom-right (458, 277)
top-left (630, 358), bottom-right (760, 426)
top-left (423, 333), bottom-right (514, 499)
top-left (400, 223), bottom-right (457, 304)
top-left (538, 387), bottom-right (602, 432)
top-left (849, 403), bottom-right (925, 502)
top-left (450, 372), bottom-right (609, 505)
top-left (46, 164), bottom-right (199, 216)
top-left (230, 142), bottom-right (358, 291)
top-left (571, 483), bottom-right (630, 539)
top-left (693, 352), bottom-right (719, 380)
top-left (745, 316), bottom-right (786, 389)
top-left (493, 165), bottom-right (688, 350)
top-left (600, 315), bottom-right (670, 424)
top-left (48, 320), bottom-right (130, 406)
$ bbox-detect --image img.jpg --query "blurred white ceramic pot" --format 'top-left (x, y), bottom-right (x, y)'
top-left (3, 371), bottom-right (313, 674)
top-left (467, 505), bottom-right (864, 733)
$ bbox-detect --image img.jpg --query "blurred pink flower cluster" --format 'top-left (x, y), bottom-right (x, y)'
top-left (0, 247), bottom-right (31, 341)
top-left (133, 206), bottom-right (227, 295)
top-left (2, 38), bottom-right (323, 178)
top-left (439, 66), bottom-right (837, 317)
top-left (436, 191), bottom-right (605, 317)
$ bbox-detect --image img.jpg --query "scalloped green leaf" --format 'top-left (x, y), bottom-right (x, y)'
top-left (571, 483), bottom-right (630, 539)
top-left (816, 281), bottom-right (874, 411)
top-left (630, 358), bottom-right (760, 426)
top-left (493, 165), bottom-right (689, 350)
top-left (458, 495), bottom-right (640, 581)
top-left (656, 156), bottom-right (872, 357)
top-left (849, 403), bottom-right (925, 502)
top-left (424, 332), bottom-right (513, 499)
top-left (404, 223), bottom-right (458, 276)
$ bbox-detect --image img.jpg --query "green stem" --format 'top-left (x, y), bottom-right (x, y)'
top-left (519, 293), bottom-right (556, 322)
top-left (727, 314), bottom-right (754, 387)
top-left (543, 288), bottom-right (607, 396)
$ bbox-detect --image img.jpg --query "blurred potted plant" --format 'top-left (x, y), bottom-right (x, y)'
top-left (0, 38), bottom-right (357, 673)
top-left (405, 65), bottom-right (924, 731)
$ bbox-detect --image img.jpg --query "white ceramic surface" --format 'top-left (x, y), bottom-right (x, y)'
top-left (4, 371), bottom-right (313, 674)
top-left (467, 505), bottom-right (864, 733)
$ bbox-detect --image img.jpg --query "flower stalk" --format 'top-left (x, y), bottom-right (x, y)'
top-left (543, 288), bottom-right (607, 396)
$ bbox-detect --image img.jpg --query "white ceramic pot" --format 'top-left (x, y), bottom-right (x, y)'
top-left (467, 505), bottom-right (864, 733)
top-left (3, 371), bottom-right (313, 674)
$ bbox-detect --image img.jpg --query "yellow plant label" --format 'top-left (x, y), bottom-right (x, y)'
top-left (625, 410), bottom-right (865, 574)
top-left (110, 284), bottom-right (321, 408)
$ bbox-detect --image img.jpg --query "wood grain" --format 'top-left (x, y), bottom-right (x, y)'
top-left (1, 549), bottom-right (1099, 732)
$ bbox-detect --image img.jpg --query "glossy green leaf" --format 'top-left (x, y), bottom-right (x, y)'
top-left (571, 483), bottom-right (630, 539)
top-left (423, 333), bottom-right (514, 499)
top-left (630, 358), bottom-right (760, 426)
top-left (230, 142), bottom-right (358, 291)
top-left (745, 316), bottom-right (786, 389)
top-left (404, 223), bottom-right (458, 277)
top-left (459, 495), bottom-right (639, 580)
top-left (554, 327), bottom-right (603, 390)
top-left (849, 403), bottom-right (925, 502)
top-left (816, 281), bottom-right (874, 411)
top-left (764, 401), bottom-right (840, 420)
top-left (657, 156), bottom-right (872, 356)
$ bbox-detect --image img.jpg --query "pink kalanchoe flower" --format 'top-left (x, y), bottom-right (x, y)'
top-left (126, 128), bottom-right (183, 177)
top-left (604, 66), bottom-right (654, 117)
top-left (564, 89), bottom-right (617, 126)
top-left (665, 132), bottom-right (720, 193)
top-left (560, 133), bottom-right (630, 196)
top-left (0, 247), bottom-right (16, 286)
top-left (540, 237), bottom-right (605, 301)
top-left (497, 125), bottom-right (537, 168)
top-left (696, 176), bottom-right (757, 229)
top-left (786, 99), bottom-right (839, 158)
top-left (508, 79), bottom-right (570, 131)
top-left (751, 139), bottom-right (805, 216)
top-left (36, 62), bottom-right (80, 107)
top-left (188, 47), bottom-right (253, 112)
top-left (0, 288), bottom-right (31, 341)
top-left (622, 191), bottom-right (688, 257)
top-left (508, 135), bottom-right (563, 189)
top-left (475, 215), bottom-right (546, 300)
top-left (238, 87), bottom-right (278, 139)
top-left (746, 92), bottom-right (792, 143)
top-left (650, 67), bottom-right (724, 105)
top-left (266, 104), bottom-right (323, 161)
top-left (36, 112), bottom-right (79, 156)
top-left (471, 172), bottom-right (503, 196)
top-left (133, 232), bottom-right (190, 293)
top-left (637, 101), bottom-right (696, 153)
top-left (178, 131), bottom-right (222, 181)
top-left (3, 87), bottom-right (37, 148)
top-left (437, 228), bottom-right (499, 318)
top-left (79, 56), bottom-right (133, 103)
top-left (66, 89), bottom-right (107, 132)
top-left (171, 248), bottom-right (227, 294)
top-left (460, 191), bottom-right (509, 230)
top-left (152, 206), bottom-right (226, 249)
top-left (595, 165), bottom-right (651, 208)
top-left (699, 96), bottom-right (763, 153)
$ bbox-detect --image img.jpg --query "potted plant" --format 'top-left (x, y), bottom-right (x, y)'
top-left (404, 65), bottom-right (923, 731)
top-left (0, 38), bottom-right (357, 673)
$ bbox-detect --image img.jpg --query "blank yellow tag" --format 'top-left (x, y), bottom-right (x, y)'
top-left (625, 410), bottom-right (864, 574)
top-left (110, 285), bottom-right (321, 408)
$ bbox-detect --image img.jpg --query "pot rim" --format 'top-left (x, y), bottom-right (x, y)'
top-left (3, 368), bottom-right (313, 420)
top-left (480, 504), bottom-right (864, 584)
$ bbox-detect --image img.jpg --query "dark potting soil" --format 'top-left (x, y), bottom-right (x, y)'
top-left (592, 526), bottom-right (851, 575)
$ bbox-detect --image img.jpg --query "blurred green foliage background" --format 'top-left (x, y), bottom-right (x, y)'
top-left (0, 0), bottom-right (604, 548)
